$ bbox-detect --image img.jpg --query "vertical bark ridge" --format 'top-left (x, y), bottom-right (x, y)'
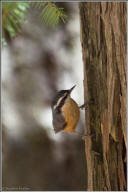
top-left (79, 2), bottom-right (126, 191)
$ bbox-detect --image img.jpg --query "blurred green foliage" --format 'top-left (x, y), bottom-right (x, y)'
top-left (2, 2), bottom-right (29, 45)
top-left (2, 2), bottom-right (67, 45)
top-left (32, 2), bottom-right (67, 25)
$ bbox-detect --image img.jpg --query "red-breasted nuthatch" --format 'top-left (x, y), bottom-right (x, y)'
top-left (51, 85), bottom-right (80, 134)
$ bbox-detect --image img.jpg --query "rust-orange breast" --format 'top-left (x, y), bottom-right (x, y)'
top-left (61, 97), bottom-right (80, 133)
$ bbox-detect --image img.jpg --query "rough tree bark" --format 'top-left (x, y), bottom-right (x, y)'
top-left (79, 2), bottom-right (126, 191)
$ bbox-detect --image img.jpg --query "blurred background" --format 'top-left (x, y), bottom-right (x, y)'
top-left (2, 2), bottom-right (87, 191)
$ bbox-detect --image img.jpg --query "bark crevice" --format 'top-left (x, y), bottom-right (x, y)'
top-left (79, 2), bottom-right (126, 191)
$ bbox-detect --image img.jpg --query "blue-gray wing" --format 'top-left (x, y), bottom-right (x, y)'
top-left (52, 109), bottom-right (67, 133)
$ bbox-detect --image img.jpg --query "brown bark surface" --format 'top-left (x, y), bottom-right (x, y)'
top-left (79, 2), bottom-right (126, 191)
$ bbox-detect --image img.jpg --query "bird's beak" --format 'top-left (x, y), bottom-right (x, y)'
top-left (69, 85), bottom-right (76, 94)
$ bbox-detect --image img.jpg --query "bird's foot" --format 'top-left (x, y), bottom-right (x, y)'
top-left (75, 131), bottom-right (95, 140)
top-left (92, 150), bottom-right (101, 156)
top-left (82, 133), bottom-right (95, 140)
top-left (79, 103), bottom-right (88, 110)
top-left (79, 99), bottom-right (94, 110)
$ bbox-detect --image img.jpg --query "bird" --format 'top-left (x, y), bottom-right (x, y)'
top-left (51, 85), bottom-right (82, 134)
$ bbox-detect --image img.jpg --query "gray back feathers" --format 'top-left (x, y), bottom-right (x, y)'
top-left (52, 109), bottom-right (67, 133)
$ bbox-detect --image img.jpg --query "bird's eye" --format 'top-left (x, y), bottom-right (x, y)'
top-left (64, 92), bottom-right (68, 97)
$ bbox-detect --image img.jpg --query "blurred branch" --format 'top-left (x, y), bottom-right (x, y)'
top-left (2, 2), bottom-right (29, 45)
top-left (2, 2), bottom-right (67, 45)
top-left (32, 2), bottom-right (67, 25)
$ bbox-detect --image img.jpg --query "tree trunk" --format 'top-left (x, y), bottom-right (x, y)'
top-left (79, 2), bottom-right (126, 191)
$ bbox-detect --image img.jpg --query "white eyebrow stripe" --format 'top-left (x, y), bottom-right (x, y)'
top-left (53, 93), bottom-right (67, 110)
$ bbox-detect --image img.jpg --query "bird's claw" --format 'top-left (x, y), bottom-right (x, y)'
top-left (82, 133), bottom-right (95, 140)
top-left (79, 99), bottom-right (95, 110)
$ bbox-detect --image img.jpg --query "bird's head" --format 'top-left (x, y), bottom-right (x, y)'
top-left (51, 85), bottom-right (76, 110)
